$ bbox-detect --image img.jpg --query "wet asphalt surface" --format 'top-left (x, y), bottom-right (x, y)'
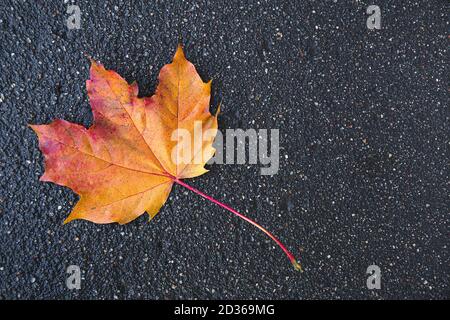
top-left (0, 0), bottom-right (448, 299)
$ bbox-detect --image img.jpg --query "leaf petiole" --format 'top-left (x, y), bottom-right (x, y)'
top-left (173, 179), bottom-right (303, 272)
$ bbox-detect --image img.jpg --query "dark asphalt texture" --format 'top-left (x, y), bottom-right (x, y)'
top-left (0, 0), bottom-right (448, 299)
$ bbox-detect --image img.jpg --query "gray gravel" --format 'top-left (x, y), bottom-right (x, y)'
top-left (0, 0), bottom-right (448, 299)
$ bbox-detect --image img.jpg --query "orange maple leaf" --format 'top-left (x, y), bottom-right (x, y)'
top-left (30, 45), bottom-right (302, 271)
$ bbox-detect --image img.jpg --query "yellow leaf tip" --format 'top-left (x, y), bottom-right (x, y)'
top-left (174, 44), bottom-right (186, 60)
top-left (215, 103), bottom-right (221, 116)
top-left (63, 212), bottom-right (78, 224)
top-left (291, 259), bottom-right (303, 272)
top-left (88, 57), bottom-right (105, 72)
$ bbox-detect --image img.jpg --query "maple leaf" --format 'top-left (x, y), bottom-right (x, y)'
top-left (30, 45), bottom-right (302, 271)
